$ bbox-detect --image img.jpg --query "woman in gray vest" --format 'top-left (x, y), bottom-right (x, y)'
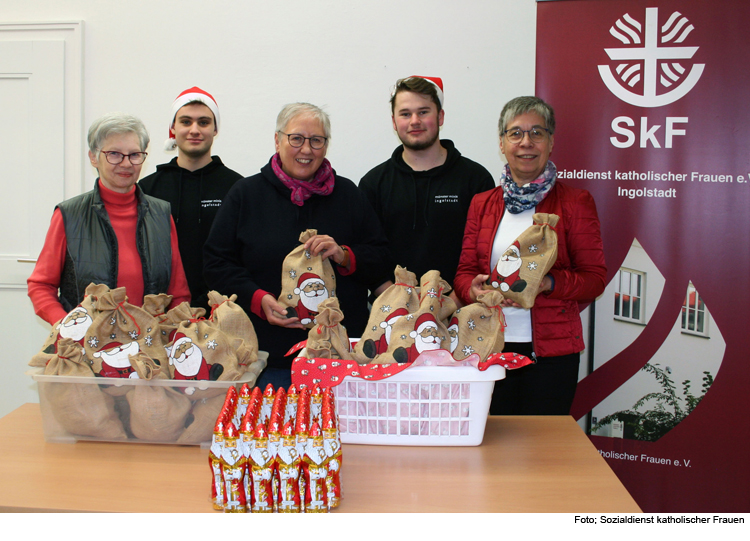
top-left (27, 113), bottom-right (191, 325)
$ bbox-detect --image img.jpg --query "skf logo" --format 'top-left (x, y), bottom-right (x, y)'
top-left (598, 7), bottom-right (704, 108)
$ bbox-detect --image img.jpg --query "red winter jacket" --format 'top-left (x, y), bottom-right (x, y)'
top-left (454, 181), bottom-right (606, 357)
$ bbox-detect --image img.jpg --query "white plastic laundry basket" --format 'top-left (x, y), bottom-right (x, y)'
top-left (332, 364), bottom-right (504, 446)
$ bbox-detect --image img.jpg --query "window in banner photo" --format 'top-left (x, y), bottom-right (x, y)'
top-left (681, 282), bottom-right (709, 338)
top-left (614, 268), bottom-right (645, 324)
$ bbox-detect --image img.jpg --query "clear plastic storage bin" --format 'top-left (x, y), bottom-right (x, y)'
top-left (28, 352), bottom-right (265, 447)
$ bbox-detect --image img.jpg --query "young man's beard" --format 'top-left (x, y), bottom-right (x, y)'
top-left (401, 132), bottom-right (439, 151)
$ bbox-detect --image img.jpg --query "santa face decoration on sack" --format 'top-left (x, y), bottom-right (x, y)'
top-left (277, 229), bottom-right (337, 329)
top-left (163, 320), bottom-right (246, 401)
top-left (353, 266), bottom-right (420, 363)
top-left (486, 213), bottom-right (559, 309)
top-left (84, 287), bottom-right (166, 378)
top-left (30, 283), bottom-right (110, 368)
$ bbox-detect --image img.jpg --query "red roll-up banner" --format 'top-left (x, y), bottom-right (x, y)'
top-left (536, 0), bottom-right (750, 512)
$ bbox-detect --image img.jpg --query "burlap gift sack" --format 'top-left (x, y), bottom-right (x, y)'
top-left (305, 339), bottom-right (333, 359)
top-left (370, 270), bottom-right (453, 365)
top-left (30, 283), bottom-right (111, 368)
top-left (164, 319), bottom-right (248, 401)
top-left (306, 297), bottom-right (353, 360)
top-left (352, 266), bottom-right (420, 363)
top-left (84, 287), bottom-right (168, 378)
top-left (125, 352), bottom-right (191, 442)
top-left (142, 293), bottom-right (173, 319)
top-left (176, 393), bottom-right (226, 445)
top-left (155, 301), bottom-right (207, 345)
top-left (207, 291), bottom-right (259, 368)
top-left (277, 229), bottom-right (337, 329)
top-left (417, 269), bottom-right (457, 323)
top-left (448, 290), bottom-right (506, 361)
top-left (486, 213), bottom-right (559, 309)
top-left (42, 338), bottom-right (127, 440)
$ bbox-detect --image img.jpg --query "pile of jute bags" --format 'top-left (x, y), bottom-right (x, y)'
top-left (30, 284), bottom-right (264, 443)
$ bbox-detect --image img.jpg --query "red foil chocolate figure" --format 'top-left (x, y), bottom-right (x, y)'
top-left (221, 422), bottom-right (247, 513)
top-left (239, 413), bottom-right (255, 511)
top-left (260, 383), bottom-right (275, 423)
top-left (277, 421), bottom-right (302, 512)
top-left (285, 384), bottom-right (299, 424)
top-left (235, 383), bottom-right (251, 427)
top-left (209, 413), bottom-right (227, 510)
top-left (302, 421), bottom-right (329, 512)
top-left (248, 422), bottom-right (274, 512)
top-left (267, 393), bottom-right (285, 512)
top-left (322, 414), bottom-right (342, 508)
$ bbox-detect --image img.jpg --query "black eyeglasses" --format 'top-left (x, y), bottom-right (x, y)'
top-left (502, 127), bottom-right (551, 144)
top-left (278, 131), bottom-right (328, 150)
top-left (99, 150), bottom-right (148, 165)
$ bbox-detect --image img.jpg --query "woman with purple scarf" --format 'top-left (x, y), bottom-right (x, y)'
top-left (453, 96), bottom-right (606, 416)
top-left (204, 103), bottom-right (392, 389)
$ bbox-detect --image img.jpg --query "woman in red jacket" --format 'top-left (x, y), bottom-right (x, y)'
top-left (454, 96), bottom-right (606, 415)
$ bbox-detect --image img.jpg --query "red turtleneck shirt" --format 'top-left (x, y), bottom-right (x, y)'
top-left (28, 180), bottom-right (191, 325)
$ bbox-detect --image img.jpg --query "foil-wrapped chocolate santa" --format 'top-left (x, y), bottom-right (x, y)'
top-left (277, 420), bottom-right (302, 512)
top-left (248, 422), bottom-right (274, 512)
top-left (221, 422), bottom-right (247, 512)
top-left (302, 421), bottom-right (329, 512)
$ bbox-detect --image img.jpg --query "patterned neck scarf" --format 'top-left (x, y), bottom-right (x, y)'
top-left (501, 160), bottom-right (557, 214)
top-left (271, 152), bottom-right (335, 206)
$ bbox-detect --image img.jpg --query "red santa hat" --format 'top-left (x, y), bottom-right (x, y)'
top-left (410, 313), bottom-right (438, 338)
top-left (507, 240), bottom-right (521, 257)
top-left (448, 316), bottom-right (459, 329)
top-left (99, 341), bottom-right (123, 352)
top-left (380, 307), bottom-right (410, 329)
top-left (404, 75), bottom-right (444, 108)
top-left (294, 272), bottom-right (324, 295)
top-left (165, 86), bottom-right (220, 151)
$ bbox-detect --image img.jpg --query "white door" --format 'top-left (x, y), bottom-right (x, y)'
top-left (0, 28), bottom-right (81, 417)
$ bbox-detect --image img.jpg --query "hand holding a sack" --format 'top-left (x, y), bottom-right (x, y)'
top-left (303, 234), bottom-right (348, 268)
top-left (469, 273), bottom-right (553, 308)
top-left (261, 294), bottom-right (306, 330)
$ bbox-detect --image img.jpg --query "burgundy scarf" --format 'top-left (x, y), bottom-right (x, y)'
top-left (271, 153), bottom-right (335, 206)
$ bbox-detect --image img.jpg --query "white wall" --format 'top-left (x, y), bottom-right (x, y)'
top-left (5, 0), bottom-right (538, 190)
top-left (2, 1), bottom-right (539, 417)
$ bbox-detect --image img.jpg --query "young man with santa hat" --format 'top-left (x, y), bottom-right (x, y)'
top-left (359, 76), bottom-right (495, 291)
top-left (139, 87), bottom-right (242, 311)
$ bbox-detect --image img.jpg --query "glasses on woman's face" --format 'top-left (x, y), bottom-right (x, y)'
top-left (278, 131), bottom-right (328, 150)
top-left (99, 150), bottom-right (148, 165)
top-left (502, 127), bottom-right (551, 144)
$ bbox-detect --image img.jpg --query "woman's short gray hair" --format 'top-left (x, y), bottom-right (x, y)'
top-left (275, 103), bottom-right (331, 140)
top-left (87, 112), bottom-right (150, 155)
top-left (498, 96), bottom-right (556, 137)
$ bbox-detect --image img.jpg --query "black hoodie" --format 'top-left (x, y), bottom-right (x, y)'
top-left (139, 156), bottom-right (242, 311)
top-left (359, 140), bottom-right (495, 286)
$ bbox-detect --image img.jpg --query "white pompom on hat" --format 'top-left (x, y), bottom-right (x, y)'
top-left (164, 86), bottom-right (220, 151)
